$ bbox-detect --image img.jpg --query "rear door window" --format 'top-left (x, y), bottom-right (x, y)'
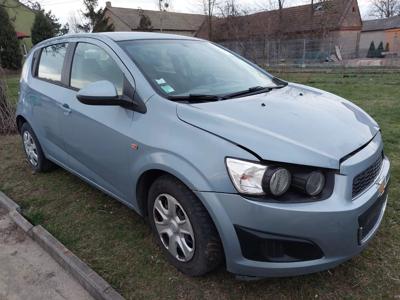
top-left (70, 43), bottom-right (124, 95)
top-left (37, 43), bottom-right (68, 83)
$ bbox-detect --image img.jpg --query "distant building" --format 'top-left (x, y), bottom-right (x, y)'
top-left (2, 0), bottom-right (35, 55)
top-left (360, 16), bottom-right (400, 57)
top-left (196, 0), bottom-right (362, 64)
top-left (103, 2), bottom-right (206, 37)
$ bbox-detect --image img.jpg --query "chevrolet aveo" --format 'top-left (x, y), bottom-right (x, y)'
top-left (17, 32), bottom-right (390, 279)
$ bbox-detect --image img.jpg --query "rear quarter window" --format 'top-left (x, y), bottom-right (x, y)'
top-left (37, 43), bottom-right (68, 83)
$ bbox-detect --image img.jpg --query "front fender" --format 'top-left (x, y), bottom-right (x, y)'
top-left (132, 151), bottom-right (214, 194)
top-left (128, 136), bottom-right (257, 214)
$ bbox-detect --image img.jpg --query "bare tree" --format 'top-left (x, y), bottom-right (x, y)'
top-left (156, 0), bottom-right (172, 32)
top-left (157, 0), bottom-right (171, 11)
top-left (0, 68), bottom-right (17, 135)
top-left (201, 0), bottom-right (219, 40)
top-left (369, 0), bottom-right (400, 18)
top-left (218, 0), bottom-right (242, 17)
top-left (216, 0), bottom-right (249, 41)
top-left (67, 11), bottom-right (84, 33)
top-left (256, 0), bottom-right (288, 11)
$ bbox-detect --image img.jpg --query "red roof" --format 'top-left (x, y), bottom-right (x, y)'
top-left (16, 31), bottom-right (30, 39)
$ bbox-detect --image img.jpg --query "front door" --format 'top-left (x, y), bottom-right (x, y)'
top-left (60, 41), bottom-right (137, 201)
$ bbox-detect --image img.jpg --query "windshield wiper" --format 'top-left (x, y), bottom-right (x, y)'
top-left (221, 80), bottom-right (289, 100)
top-left (272, 77), bottom-right (289, 87)
top-left (221, 86), bottom-right (273, 100)
top-left (167, 80), bottom-right (289, 102)
top-left (167, 94), bottom-right (222, 102)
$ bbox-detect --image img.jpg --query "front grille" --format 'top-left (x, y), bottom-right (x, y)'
top-left (358, 186), bottom-right (388, 244)
top-left (352, 153), bottom-right (383, 198)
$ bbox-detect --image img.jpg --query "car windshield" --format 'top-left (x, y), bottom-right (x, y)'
top-left (118, 39), bottom-right (277, 99)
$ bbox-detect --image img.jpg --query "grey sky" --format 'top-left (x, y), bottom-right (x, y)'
top-left (39, 0), bottom-right (372, 25)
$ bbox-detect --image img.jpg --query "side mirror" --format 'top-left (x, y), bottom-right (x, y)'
top-left (76, 80), bottom-right (146, 113)
top-left (77, 80), bottom-right (120, 105)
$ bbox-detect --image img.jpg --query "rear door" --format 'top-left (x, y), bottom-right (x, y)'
top-left (29, 42), bottom-right (70, 163)
top-left (59, 39), bottom-right (137, 201)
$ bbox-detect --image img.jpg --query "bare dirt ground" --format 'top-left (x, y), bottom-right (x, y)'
top-left (0, 207), bottom-right (93, 300)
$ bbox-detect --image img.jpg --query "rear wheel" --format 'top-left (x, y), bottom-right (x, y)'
top-left (148, 175), bottom-right (223, 276)
top-left (21, 123), bottom-right (54, 173)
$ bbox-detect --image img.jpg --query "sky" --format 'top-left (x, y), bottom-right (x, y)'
top-left (38, 0), bottom-right (373, 25)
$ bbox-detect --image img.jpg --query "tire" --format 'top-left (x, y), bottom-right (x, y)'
top-left (148, 175), bottom-right (223, 276)
top-left (21, 122), bottom-right (54, 173)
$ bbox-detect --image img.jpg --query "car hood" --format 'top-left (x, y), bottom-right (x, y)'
top-left (176, 83), bottom-right (380, 169)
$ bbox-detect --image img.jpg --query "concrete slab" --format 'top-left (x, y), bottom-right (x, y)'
top-left (0, 207), bottom-right (94, 300)
top-left (0, 192), bottom-right (20, 212)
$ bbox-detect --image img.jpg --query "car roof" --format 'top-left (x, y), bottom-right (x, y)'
top-left (98, 31), bottom-right (202, 41)
top-left (41, 32), bottom-right (201, 43)
top-left (31, 32), bottom-right (204, 53)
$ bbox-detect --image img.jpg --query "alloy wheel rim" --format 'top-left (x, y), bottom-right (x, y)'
top-left (23, 131), bottom-right (39, 167)
top-left (153, 193), bottom-right (195, 262)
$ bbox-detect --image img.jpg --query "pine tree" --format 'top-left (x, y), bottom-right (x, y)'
top-left (79, 0), bottom-right (114, 32)
top-left (31, 4), bottom-right (65, 45)
top-left (377, 42), bottom-right (384, 58)
top-left (0, 5), bottom-right (22, 70)
top-left (367, 41), bottom-right (376, 58)
top-left (31, 11), bottom-right (55, 45)
top-left (137, 11), bottom-right (153, 31)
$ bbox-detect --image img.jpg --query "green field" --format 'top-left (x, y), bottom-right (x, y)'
top-left (0, 72), bottom-right (399, 299)
top-left (5, 75), bottom-right (20, 102)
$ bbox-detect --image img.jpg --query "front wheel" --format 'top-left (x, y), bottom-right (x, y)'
top-left (148, 175), bottom-right (223, 276)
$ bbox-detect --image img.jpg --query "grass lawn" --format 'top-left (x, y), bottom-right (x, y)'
top-left (0, 71), bottom-right (399, 299)
top-left (5, 75), bottom-right (20, 103)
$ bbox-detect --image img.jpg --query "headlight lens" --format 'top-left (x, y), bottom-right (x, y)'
top-left (226, 158), bottom-right (267, 195)
top-left (305, 171), bottom-right (326, 196)
top-left (262, 167), bottom-right (292, 196)
top-left (292, 171), bottom-right (326, 196)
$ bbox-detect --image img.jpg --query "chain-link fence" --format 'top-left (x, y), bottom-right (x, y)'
top-left (220, 38), bottom-right (345, 67)
top-left (219, 37), bottom-right (400, 68)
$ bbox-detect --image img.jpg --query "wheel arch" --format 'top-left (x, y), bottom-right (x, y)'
top-left (16, 115), bottom-right (28, 134)
top-left (136, 169), bottom-right (169, 216)
top-left (135, 165), bottom-right (210, 217)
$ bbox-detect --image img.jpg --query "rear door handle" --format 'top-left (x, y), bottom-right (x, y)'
top-left (60, 103), bottom-right (72, 115)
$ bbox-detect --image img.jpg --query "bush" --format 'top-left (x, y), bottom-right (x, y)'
top-left (0, 6), bottom-right (22, 70)
top-left (367, 41), bottom-right (376, 58)
top-left (377, 42), bottom-right (384, 58)
top-left (0, 69), bottom-right (17, 135)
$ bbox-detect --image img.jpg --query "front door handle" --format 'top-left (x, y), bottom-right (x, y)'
top-left (60, 103), bottom-right (72, 115)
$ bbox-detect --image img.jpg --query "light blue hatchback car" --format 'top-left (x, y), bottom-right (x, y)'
top-left (17, 32), bottom-right (390, 279)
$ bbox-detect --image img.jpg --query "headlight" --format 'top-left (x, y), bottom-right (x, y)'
top-left (226, 158), bottom-right (329, 199)
top-left (262, 167), bottom-right (292, 196)
top-left (292, 171), bottom-right (326, 196)
top-left (226, 158), bottom-right (291, 196)
top-left (226, 158), bottom-right (267, 195)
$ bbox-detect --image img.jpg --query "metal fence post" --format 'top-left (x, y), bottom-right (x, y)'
top-left (302, 38), bottom-right (306, 68)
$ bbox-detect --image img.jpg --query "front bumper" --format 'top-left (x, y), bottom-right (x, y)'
top-left (196, 135), bottom-right (390, 278)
